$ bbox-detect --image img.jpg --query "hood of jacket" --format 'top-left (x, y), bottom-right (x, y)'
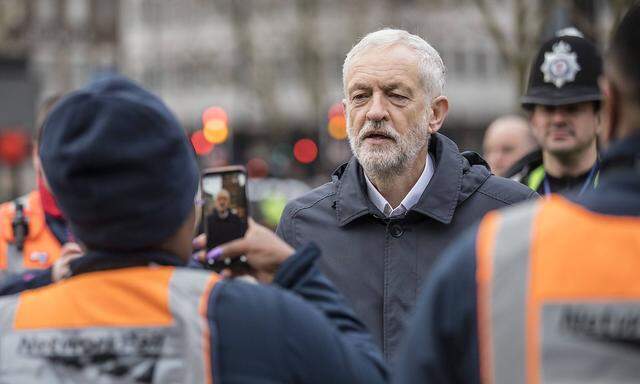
top-left (331, 133), bottom-right (492, 226)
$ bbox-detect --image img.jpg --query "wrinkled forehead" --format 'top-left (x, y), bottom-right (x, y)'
top-left (344, 44), bottom-right (423, 91)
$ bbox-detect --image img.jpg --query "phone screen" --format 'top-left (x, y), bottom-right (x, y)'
top-left (201, 167), bottom-right (248, 251)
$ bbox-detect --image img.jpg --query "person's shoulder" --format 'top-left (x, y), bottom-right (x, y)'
top-left (210, 277), bottom-right (323, 328)
top-left (476, 174), bottom-right (538, 205)
top-left (281, 181), bottom-right (335, 218)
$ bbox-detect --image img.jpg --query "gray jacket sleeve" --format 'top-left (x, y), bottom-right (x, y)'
top-left (275, 202), bottom-right (296, 246)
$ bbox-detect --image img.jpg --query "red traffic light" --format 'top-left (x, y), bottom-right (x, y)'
top-left (190, 130), bottom-right (214, 155)
top-left (202, 106), bottom-right (228, 126)
top-left (293, 139), bottom-right (318, 164)
top-left (0, 130), bottom-right (30, 166)
top-left (328, 102), bottom-right (345, 119)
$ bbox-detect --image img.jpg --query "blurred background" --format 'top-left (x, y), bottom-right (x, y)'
top-left (0, 0), bottom-right (633, 227)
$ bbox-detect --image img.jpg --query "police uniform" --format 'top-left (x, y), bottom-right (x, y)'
top-left (0, 191), bottom-right (62, 278)
top-left (506, 33), bottom-right (603, 196)
top-left (0, 76), bottom-right (387, 383)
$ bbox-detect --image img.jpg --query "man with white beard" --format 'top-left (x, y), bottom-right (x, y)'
top-left (277, 29), bottom-right (536, 361)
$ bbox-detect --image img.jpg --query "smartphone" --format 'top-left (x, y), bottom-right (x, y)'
top-left (201, 166), bottom-right (249, 271)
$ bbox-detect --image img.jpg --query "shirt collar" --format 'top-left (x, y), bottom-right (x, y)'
top-left (334, 133), bottom-right (469, 226)
top-left (364, 153), bottom-right (434, 217)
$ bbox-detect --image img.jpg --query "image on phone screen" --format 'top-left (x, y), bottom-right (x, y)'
top-left (202, 168), bottom-right (248, 251)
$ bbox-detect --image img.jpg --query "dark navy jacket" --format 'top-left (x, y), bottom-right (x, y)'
top-left (0, 244), bottom-right (387, 383)
top-left (277, 133), bottom-right (537, 360)
top-left (394, 133), bottom-right (640, 383)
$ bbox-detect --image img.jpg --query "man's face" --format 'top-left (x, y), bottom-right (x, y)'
top-left (482, 122), bottom-right (536, 177)
top-left (529, 102), bottom-right (600, 157)
top-left (215, 193), bottom-right (229, 212)
top-left (344, 44), bottom-right (430, 177)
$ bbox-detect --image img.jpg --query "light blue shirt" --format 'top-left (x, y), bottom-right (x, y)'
top-left (364, 153), bottom-right (435, 218)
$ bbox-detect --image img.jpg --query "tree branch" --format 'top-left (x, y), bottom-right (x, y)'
top-left (471, 0), bottom-right (513, 64)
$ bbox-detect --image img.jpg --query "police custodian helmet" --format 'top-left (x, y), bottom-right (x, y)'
top-left (521, 30), bottom-right (603, 109)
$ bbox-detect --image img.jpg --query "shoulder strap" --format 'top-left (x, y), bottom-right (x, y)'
top-left (1, 198), bottom-right (29, 273)
top-left (11, 199), bottom-right (29, 252)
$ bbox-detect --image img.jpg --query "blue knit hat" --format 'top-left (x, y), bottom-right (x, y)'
top-left (39, 75), bottom-right (199, 251)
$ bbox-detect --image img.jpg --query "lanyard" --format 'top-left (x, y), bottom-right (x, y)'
top-left (542, 163), bottom-right (598, 197)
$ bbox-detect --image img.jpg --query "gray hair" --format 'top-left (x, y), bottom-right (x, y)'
top-left (342, 29), bottom-right (446, 99)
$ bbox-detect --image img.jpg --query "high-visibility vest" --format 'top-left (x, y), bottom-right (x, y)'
top-left (477, 196), bottom-right (640, 384)
top-left (0, 265), bottom-right (220, 383)
top-left (0, 191), bottom-right (62, 275)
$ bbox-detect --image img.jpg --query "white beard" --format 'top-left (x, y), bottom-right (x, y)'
top-left (348, 116), bottom-right (429, 181)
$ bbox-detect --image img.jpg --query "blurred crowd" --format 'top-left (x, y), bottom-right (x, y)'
top-left (0, 2), bottom-right (638, 383)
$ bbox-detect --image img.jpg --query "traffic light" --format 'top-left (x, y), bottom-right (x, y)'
top-left (327, 102), bottom-right (347, 140)
top-left (190, 130), bottom-right (214, 155)
top-left (293, 138), bottom-right (318, 164)
top-left (0, 130), bottom-right (29, 166)
top-left (202, 106), bottom-right (229, 144)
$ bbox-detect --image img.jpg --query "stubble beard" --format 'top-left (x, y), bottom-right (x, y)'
top-left (545, 128), bottom-right (597, 162)
top-left (348, 117), bottom-right (429, 184)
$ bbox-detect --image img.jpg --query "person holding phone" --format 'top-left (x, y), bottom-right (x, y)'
top-left (0, 75), bottom-right (387, 383)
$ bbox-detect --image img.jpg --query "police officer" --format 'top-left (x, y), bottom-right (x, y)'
top-left (0, 95), bottom-right (71, 279)
top-left (395, 5), bottom-right (640, 383)
top-left (0, 76), bottom-right (386, 383)
top-left (507, 30), bottom-right (603, 196)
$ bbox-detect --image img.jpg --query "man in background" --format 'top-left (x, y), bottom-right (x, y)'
top-left (482, 115), bottom-right (538, 177)
top-left (0, 95), bottom-right (69, 280)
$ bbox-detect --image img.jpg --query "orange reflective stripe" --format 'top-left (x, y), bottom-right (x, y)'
top-left (528, 196), bottom-right (640, 383)
top-left (0, 199), bottom-right (16, 269)
top-left (0, 191), bottom-right (62, 271)
top-left (526, 210), bottom-right (543, 384)
top-left (199, 274), bottom-right (221, 384)
top-left (479, 196), bottom-right (640, 383)
top-left (22, 191), bottom-right (61, 268)
top-left (14, 266), bottom-right (175, 329)
top-left (0, 239), bottom-right (7, 270)
top-left (0, 199), bottom-right (16, 243)
top-left (532, 196), bottom-right (640, 300)
top-left (476, 211), bottom-right (500, 384)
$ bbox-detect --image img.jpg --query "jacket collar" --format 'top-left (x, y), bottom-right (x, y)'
top-left (69, 249), bottom-right (184, 277)
top-left (600, 131), bottom-right (640, 171)
top-left (334, 133), bottom-right (465, 226)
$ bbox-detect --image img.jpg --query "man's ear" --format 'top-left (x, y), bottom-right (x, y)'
top-left (428, 96), bottom-right (449, 134)
top-left (598, 75), bottom-right (619, 147)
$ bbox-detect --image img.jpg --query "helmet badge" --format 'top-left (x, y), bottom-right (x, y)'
top-left (540, 41), bottom-right (581, 88)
